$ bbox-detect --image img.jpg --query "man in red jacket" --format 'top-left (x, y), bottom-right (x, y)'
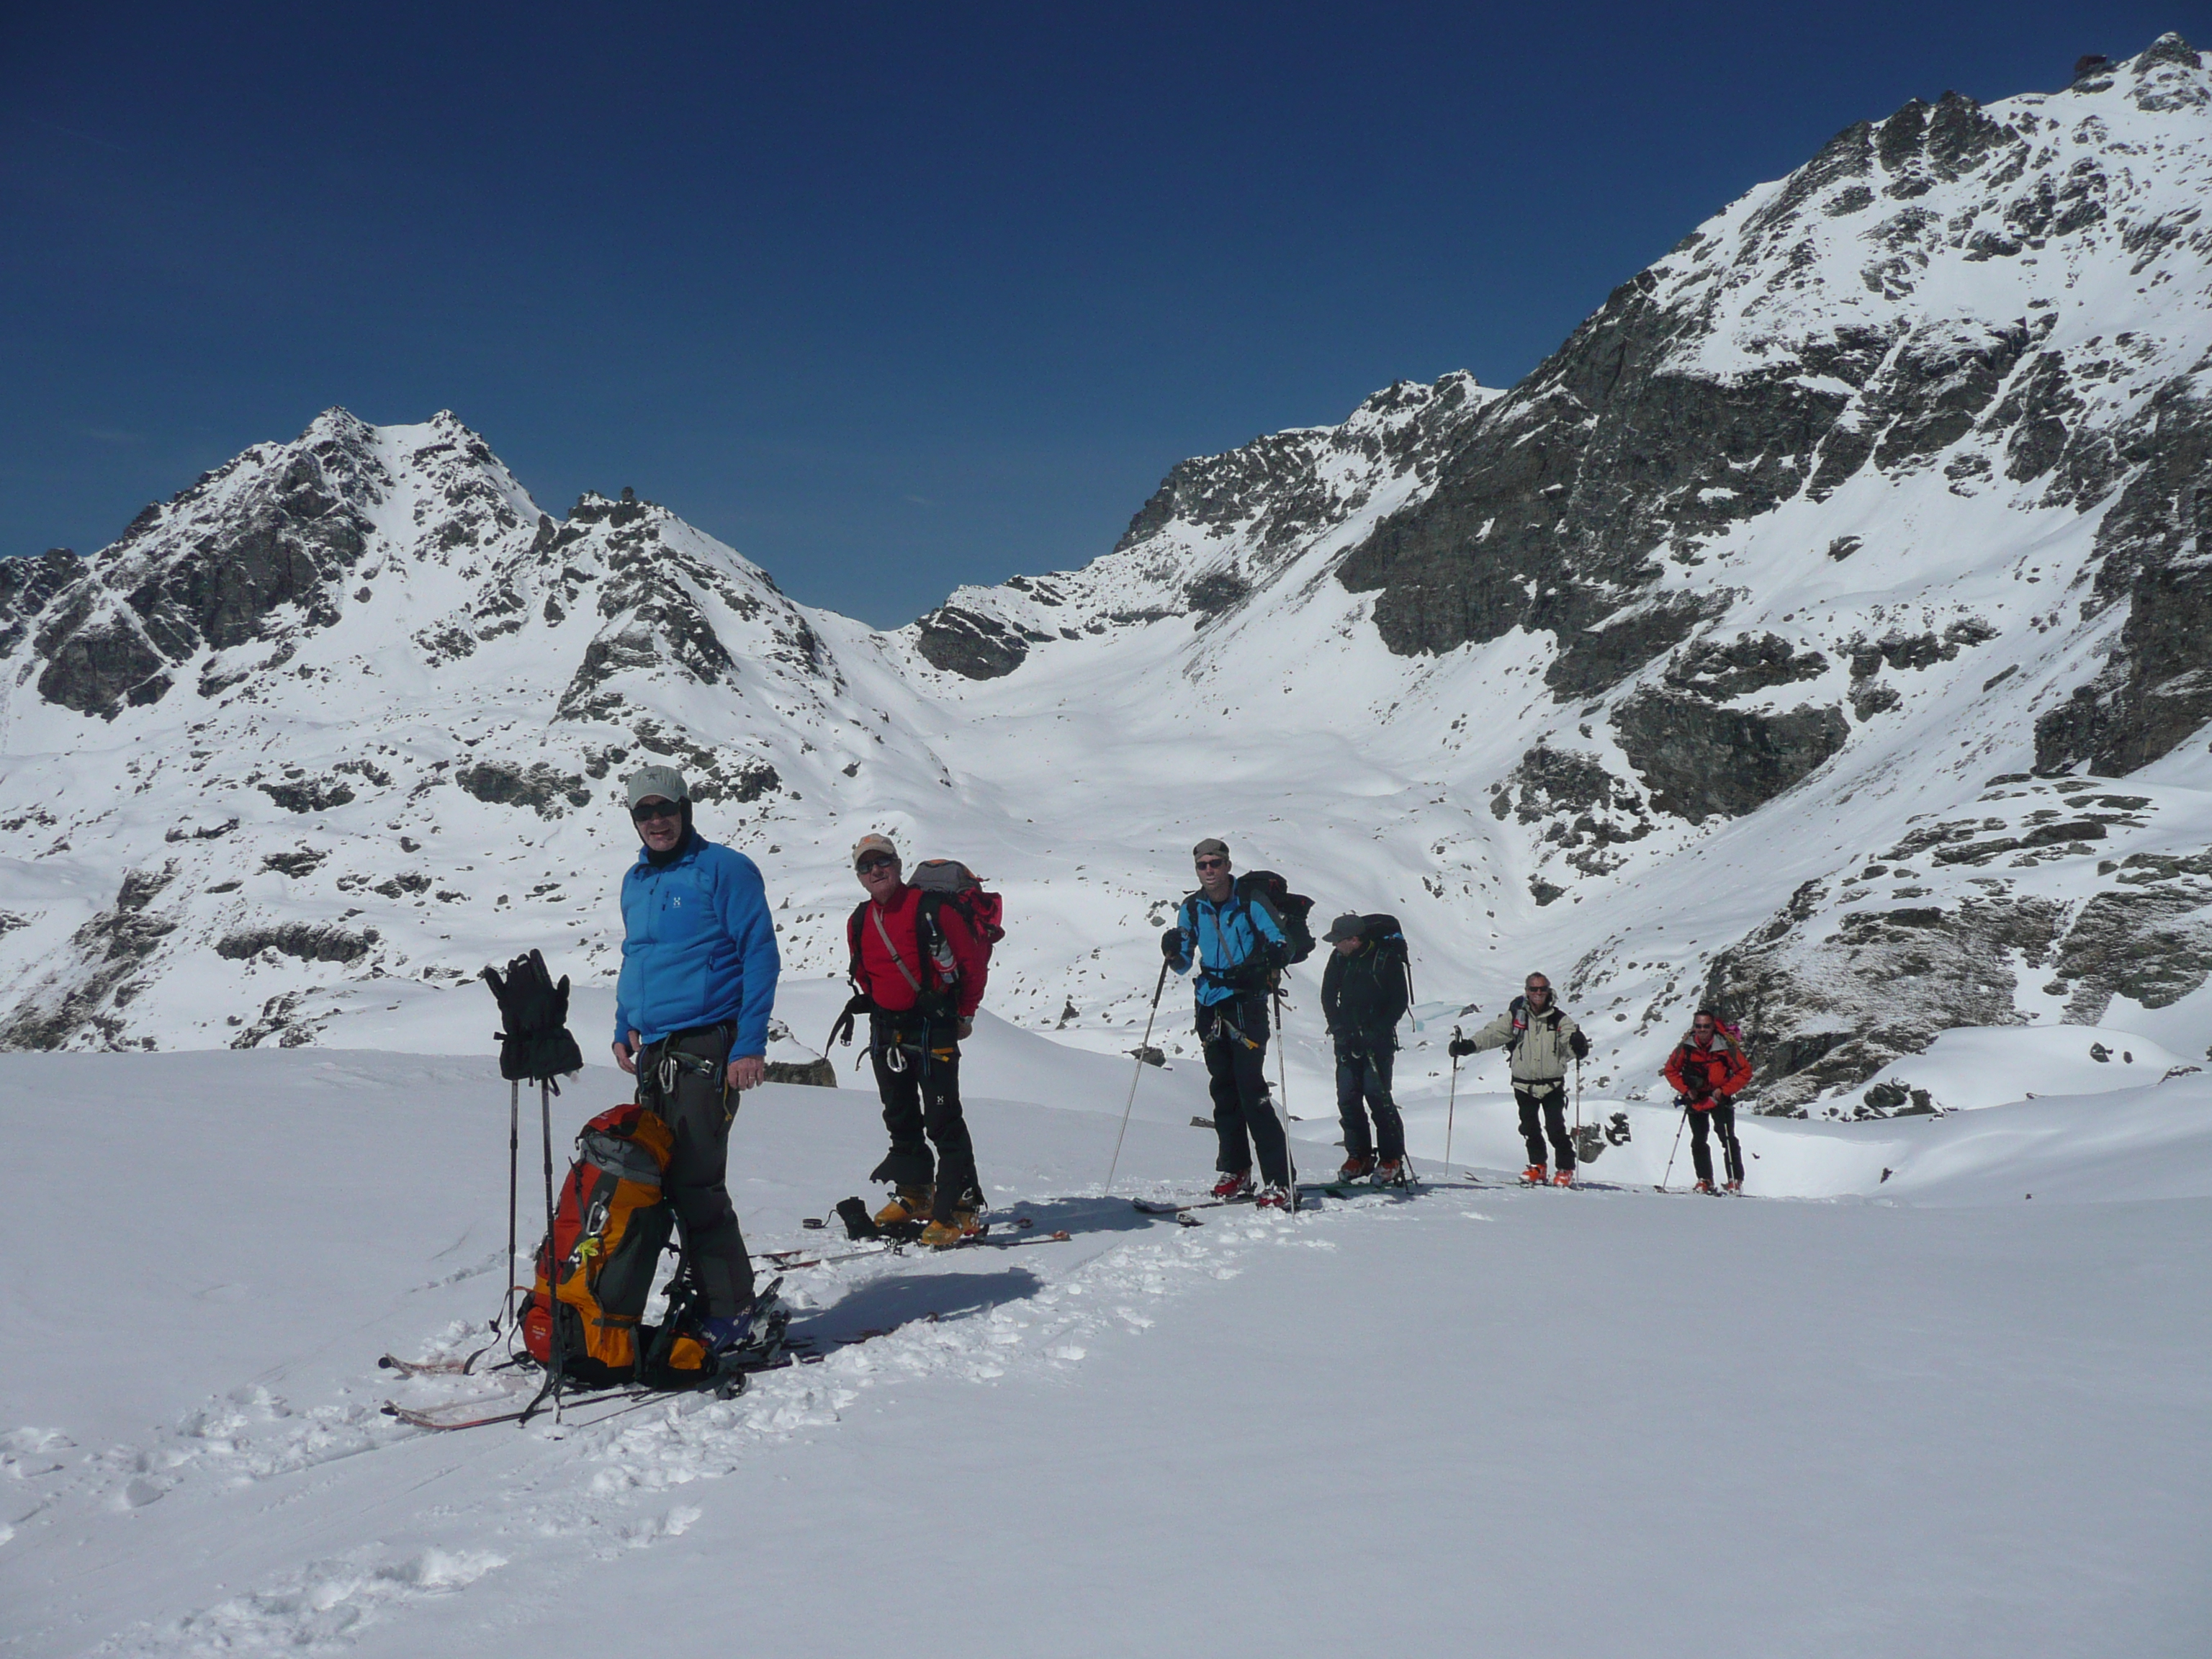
top-left (1663, 1010), bottom-right (1754, 1193)
top-left (847, 834), bottom-right (989, 1246)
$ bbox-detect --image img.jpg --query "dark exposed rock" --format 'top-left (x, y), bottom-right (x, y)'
top-left (763, 1058), bottom-right (837, 1087)
top-left (1544, 592), bottom-right (1717, 701)
top-left (1611, 695), bottom-right (1849, 822)
top-left (260, 775), bottom-right (357, 814)
top-left (261, 848), bottom-right (327, 878)
top-left (0, 547), bottom-right (82, 655)
top-left (372, 873), bottom-right (432, 897)
top-left (2033, 387), bottom-right (2212, 775)
top-left (912, 605), bottom-right (1031, 679)
top-left (1339, 270), bottom-right (1856, 659)
top-left (215, 923), bottom-right (377, 964)
top-left (454, 760), bottom-right (593, 818)
top-left (1495, 745), bottom-right (1653, 876)
top-left (1184, 569), bottom-right (1252, 619)
top-left (0, 868), bottom-right (181, 1050)
top-left (2051, 886), bottom-right (2212, 1018)
top-left (1663, 633), bottom-right (1829, 701)
top-left (33, 593), bottom-right (171, 718)
top-left (1702, 886), bottom-right (2064, 1112)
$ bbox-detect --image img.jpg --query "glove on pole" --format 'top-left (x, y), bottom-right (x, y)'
top-left (1104, 959), bottom-right (1170, 1196)
top-left (482, 950), bottom-right (585, 1084)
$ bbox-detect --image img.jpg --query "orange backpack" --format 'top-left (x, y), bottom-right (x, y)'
top-left (523, 1103), bottom-right (711, 1388)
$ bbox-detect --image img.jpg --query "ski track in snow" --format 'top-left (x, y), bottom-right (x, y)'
top-left (73, 1184), bottom-right (1421, 1655)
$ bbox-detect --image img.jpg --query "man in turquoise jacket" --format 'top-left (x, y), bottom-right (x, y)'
top-left (1163, 837), bottom-right (1293, 1207)
top-left (612, 765), bottom-right (780, 1346)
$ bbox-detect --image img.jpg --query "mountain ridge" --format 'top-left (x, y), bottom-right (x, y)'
top-left (5, 35), bottom-right (2209, 1118)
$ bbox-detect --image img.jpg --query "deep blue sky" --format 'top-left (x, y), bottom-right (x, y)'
top-left (1, 2), bottom-right (2185, 626)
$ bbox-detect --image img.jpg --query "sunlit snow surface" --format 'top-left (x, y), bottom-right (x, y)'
top-left (1, 1025), bottom-right (2207, 1656)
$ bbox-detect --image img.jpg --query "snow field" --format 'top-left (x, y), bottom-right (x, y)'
top-left (4, 1016), bottom-right (2209, 1657)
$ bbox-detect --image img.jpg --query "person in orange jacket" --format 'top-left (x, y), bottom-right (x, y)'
top-left (1663, 1010), bottom-right (1753, 1192)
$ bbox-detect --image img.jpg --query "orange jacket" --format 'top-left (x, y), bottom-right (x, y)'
top-left (1663, 1032), bottom-right (1752, 1107)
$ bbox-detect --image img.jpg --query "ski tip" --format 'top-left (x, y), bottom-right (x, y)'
top-left (1048, 1229), bottom-right (1071, 1241)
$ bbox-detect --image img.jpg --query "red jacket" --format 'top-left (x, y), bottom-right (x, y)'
top-left (1663, 1033), bottom-right (1753, 1107)
top-left (848, 885), bottom-right (988, 1019)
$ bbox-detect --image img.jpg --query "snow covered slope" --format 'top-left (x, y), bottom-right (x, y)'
top-left (2, 1048), bottom-right (2206, 1658)
top-left (4, 36), bottom-right (2211, 1119)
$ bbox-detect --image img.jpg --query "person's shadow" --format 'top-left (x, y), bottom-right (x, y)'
top-left (791, 1267), bottom-right (1044, 1346)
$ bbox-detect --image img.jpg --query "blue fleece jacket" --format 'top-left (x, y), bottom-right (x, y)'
top-left (613, 834), bottom-right (780, 1056)
top-left (1172, 888), bottom-right (1287, 1007)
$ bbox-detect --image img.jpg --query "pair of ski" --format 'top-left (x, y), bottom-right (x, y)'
top-left (760, 1215), bottom-right (1070, 1271)
top-left (379, 1316), bottom-right (919, 1432)
top-left (1132, 1177), bottom-right (1485, 1220)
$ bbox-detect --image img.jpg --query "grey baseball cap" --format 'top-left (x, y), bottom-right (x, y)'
top-left (1323, 912), bottom-right (1365, 943)
top-left (1192, 837), bottom-right (1228, 861)
top-left (626, 765), bottom-right (688, 809)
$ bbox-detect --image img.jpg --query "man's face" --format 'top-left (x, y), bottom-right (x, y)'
top-left (1195, 852), bottom-right (1231, 895)
top-left (858, 851), bottom-right (902, 899)
top-left (1691, 1017), bottom-right (1717, 1047)
top-left (1525, 978), bottom-right (1552, 1007)
top-left (1333, 936), bottom-right (1362, 956)
top-left (632, 796), bottom-right (683, 852)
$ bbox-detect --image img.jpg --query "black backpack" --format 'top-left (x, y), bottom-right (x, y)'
top-left (1357, 913), bottom-right (1414, 1005)
top-left (1224, 871), bottom-right (1317, 966)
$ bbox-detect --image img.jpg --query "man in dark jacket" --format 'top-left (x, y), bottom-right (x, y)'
top-left (847, 833), bottom-right (991, 1247)
top-left (611, 765), bottom-right (781, 1350)
top-left (1663, 1011), bottom-right (1754, 1193)
top-left (1320, 913), bottom-right (1410, 1184)
top-left (1163, 838), bottom-right (1293, 1208)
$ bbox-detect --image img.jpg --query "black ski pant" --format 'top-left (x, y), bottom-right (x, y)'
top-left (636, 1022), bottom-right (757, 1318)
top-left (1200, 995), bottom-right (1290, 1188)
top-left (868, 1012), bottom-right (980, 1223)
top-left (1515, 1081), bottom-right (1574, 1172)
top-left (1334, 1040), bottom-right (1405, 1162)
top-left (1690, 1101), bottom-right (1743, 1185)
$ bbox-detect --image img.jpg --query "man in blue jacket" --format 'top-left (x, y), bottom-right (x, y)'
top-left (612, 765), bottom-right (781, 1348)
top-left (1163, 837), bottom-right (1292, 1208)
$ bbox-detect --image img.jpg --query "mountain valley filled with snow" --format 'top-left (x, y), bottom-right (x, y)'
top-left (4, 35), bottom-right (2210, 1656)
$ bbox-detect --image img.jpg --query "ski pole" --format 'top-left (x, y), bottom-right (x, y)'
top-left (1659, 1102), bottom-right (1688, 1192)
top-left (1274, 984), bottom-right (1298, 1212)
top-left (1104, 959), bottom-right (1170, 1196)
top-left (539, 1078), bottom-right (564, 1419)
top-left (1443, 1026), bottom-right (1461, 1172)
top-left (501, 1078), bottom-right (520, 1332)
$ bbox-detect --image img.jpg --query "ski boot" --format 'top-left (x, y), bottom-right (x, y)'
top-left (1253, 1182), bottom-right (1292, 1210)
top-left (1211, 1169), bottom-right (1254, 1201)
top-left (1337, 1152), bottom-right (1376, 1183)
top-left (1694, 1179), bottom-right (1717, 1195)
top-left (1520, 1165), bottom-right (1547, 1187)
top-left (1724, 1179), bottom-right (1743, 1194)
top-left (703, 1286), bottom-right (790, 1366)
top-left (1552, 1168), bottom-right (1575, 1188)
top-left (1372, 1156), bottom-right (1411, 1187)
top-left (919, 1205), bottom-right (986, 1249)
top-left (874, 1184), bottom-right (933, 1228)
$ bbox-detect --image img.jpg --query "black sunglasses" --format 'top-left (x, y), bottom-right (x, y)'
top-left (1195, 857), bottom-right (1227, 870)
top-left (856, 854), bottom-right (896, 873)
top-left (631, 799), bottom-right (682, 822)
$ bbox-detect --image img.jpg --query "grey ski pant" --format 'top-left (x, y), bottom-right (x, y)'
top-left (1334, 1042), bottom-right (1405, 1162)
top-left (637, 1023), bottom-right (757, 1317)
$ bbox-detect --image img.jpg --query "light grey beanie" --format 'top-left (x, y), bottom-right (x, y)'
top-left (626, 765), bottom-right (689, 809)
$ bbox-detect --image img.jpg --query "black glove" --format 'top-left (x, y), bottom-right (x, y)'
top-left (482, 950), bottom-right (584, 1082)
top-left (1160, 927), bottom-right (1186, 963)
top-left (1568, 1028), bottom-right (1591, 1061)
top-left (827, 990), bottom-right (873, 1050)
top-left (1448, 1035), bottom-right (1477, 1058)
